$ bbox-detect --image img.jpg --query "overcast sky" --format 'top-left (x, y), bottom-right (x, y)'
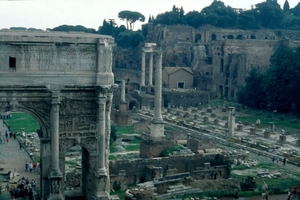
top-left (1, 0), bottom-right (299, 30)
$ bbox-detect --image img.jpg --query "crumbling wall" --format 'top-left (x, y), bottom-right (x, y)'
top-left (109, 154), bottom-right (230, 190)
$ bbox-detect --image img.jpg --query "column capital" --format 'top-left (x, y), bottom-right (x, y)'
top-left (96, 84), bottom-right (118, 98)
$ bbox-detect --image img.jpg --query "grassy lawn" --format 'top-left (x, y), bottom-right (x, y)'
top-left (116, 125), bottom-right (134, 135)
top-left (124, 145), bottom-right (140, 151)
top-left (4, 112), bottom-right (40, 133)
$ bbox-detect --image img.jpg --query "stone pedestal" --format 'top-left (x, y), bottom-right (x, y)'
top-left (191, 109), bottom-right (197, 113)
top-left (264, 131), bottom-right (271, 138)
top-left (224, 122), bottom-right (228, 128)
top-left (203, 116), bottom-right (209, 122)
top-left (150, 120), bottom-right (164, 140)
top-left (279, 135), bottom-right (286, 142)
top-left (237, 124), bottom-right (243, 131)
top-left (140, 140), bottom-right (174, 158)
top-left (249, 128), bottom-right (256, 134)
top-left (214, 119), bottom-right (219, 125)
top-left (211, 113), bottom-right (217, 118)
top-left (184, 112), bottom-right (190, 118)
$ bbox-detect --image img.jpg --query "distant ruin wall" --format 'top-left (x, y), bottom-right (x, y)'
top-left (109, 154), bottom-right (230, 188)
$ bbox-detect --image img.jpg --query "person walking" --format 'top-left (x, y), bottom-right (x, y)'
top-left (283, 157), bottom-right (287, 165)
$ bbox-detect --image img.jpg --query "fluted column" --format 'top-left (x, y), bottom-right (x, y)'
top-left (148, 52), bottom-right (153, 86)
top-left (50, 91), bottom-right (62, 176)
top-left (121, 80), bottom-right (126, 102)
top-left (48, 91), bottom-right (63, 200)
top-left (97, 97), bottom-right (107, 174)
top-left (141, 51), bottom-right (146, 87)
top-left (154, 50), bottom-right (163, 121)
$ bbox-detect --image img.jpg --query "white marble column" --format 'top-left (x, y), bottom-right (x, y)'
top-left (150, 49), bottom-right (164, 139)
top-left (50, 91), bottom-right (62, 176)
top-left (141, 51), bottom-right (146, 87)
top-left (228, 107), bottom-right (235, 137)
top-left (97, 97), bottom-right (107, 174)
top-left (121, 80), bottom-right (126, 102)
top-left (48, 91), bottom-right (63, 200)
top-left (154, 50), bottom-right (163, 121)
top-left (148, 52), bottom-right (153, 86)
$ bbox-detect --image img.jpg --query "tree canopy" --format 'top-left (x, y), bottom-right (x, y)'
top-left (118, 10), bottom-right (145, 30)
top-left (151, 0), bottom-right (300, 30)
top-left (238, 46), bottom-right (300, 114)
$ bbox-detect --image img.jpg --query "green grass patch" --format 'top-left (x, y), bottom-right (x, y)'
top-left (124, 145), bottom-right (140, 151)
top-left (236, 112), bottom-right (300, 135)
top-left (4, 112), bottom-right (40, 133)
top-left (130, 137), bottom-right (142, 144)
top-left (160, 144), bottom-right (184, 157)
top-left (110, 145), bottom-right (118, 153)
top-left (116, 125), bottom-right (134, 135)
top-left (109, 155), bottom-right (117, 160)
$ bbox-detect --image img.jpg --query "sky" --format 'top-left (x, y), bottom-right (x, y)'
top-left (0, 0), bottom-right (299, 31)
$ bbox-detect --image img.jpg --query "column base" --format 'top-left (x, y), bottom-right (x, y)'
top-left (94, 167), bottom-right (107, 177)
top-left (49, 170), bottom-right (63, 179)
top-left (48, 193), bottom-right (64, 200)
top-left (93, 192), bottom-right (110, 200)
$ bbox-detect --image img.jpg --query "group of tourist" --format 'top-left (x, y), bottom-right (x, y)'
top-left (0, 130), bottom-right (16, 144)
top-left (8, 176), bottom-right (35, 200)
top-left (25, 161), bottom-right (40, 173)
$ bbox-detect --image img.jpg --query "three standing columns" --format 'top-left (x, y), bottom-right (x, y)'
top-left (140, 43), bottom-right (156, 88)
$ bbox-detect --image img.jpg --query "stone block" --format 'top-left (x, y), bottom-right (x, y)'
top-left (184, 112), bottom-right (190, 118)
top-left (214, 119), bottom-right (219, 125)
top-left (279, 135), bottom-right (286, 142)
top-left (237, 124), bottom-right (243, 131)
top-left (264, 131), bottom-right (270, 138)
top-left (203, 116), bottom-right (209, 122)
top-left (206, 108), bottom-right (212, 113)
top-left (224, 122), bottom-right (228, 128)
top-left (191, 109), bottom-right (197, 113)
top-left (249, 128), bottom-right (256, 134)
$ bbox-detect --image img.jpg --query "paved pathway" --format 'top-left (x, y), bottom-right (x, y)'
top-left (0, 119), bottom-right (40, 187)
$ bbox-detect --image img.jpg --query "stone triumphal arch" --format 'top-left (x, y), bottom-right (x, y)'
top-left (0, 30), bottom-right (117, 200)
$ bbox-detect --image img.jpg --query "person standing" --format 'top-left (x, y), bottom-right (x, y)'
top-left (29, 162), bottom-right (33, 172)
top-left (25, 162), bottom-right (29, 172)
top-left (265, 190), bottom-right (269, 200)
